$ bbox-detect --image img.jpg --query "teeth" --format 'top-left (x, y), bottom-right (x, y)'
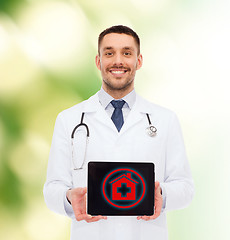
top-left (111, 70), bottom-right (125, 74)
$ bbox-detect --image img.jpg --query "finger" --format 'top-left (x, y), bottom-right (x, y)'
top-left (74, 187), bottom-right (87, 198)
top-left (94, 215), bottom-right (107, 219)
top-left (71, 192), bottom-right (87, 215)
top-left (75, 214), bottom-right (92, 221)
top-left (155, 181), bottom-right (160, 190)
top-left (137, 215), bottom-right (150, 221)
top-left (82, 187), bottom-right (87, 194)
top-left (153, 205), bottom-right (161, 218)
top-left (86, 215), bottom-right (107, 223)
top-left (137, 216), bottom-right (148, 220)
top-left (137, 182), bottom-right (163, 221)
top-left (76, 214), bottom-right (107, 222)
top-left (72, 200), bottom-right (84, 215)
top-left (142, 215), bottom-right (152, 221)
top-left (151, 205), bottom-right (161, 220)
top-left (140, 216), bottom-right (148, 221)
top-left (138, 210), bottom-right (161, 221)
top-left (155, 181), bottom-right (161, 195)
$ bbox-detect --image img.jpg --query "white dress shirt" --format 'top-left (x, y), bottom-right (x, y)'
top-left (98, 87), bottom-right (136, 121)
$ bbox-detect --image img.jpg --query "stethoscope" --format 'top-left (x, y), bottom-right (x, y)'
top-left (71, 112), bottom-right (157, 170)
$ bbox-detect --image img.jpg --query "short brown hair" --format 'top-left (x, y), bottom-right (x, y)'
top-left (98, 25), bottom-right (140, 55)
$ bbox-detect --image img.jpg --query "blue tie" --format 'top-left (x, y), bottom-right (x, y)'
top-left (111, 100), bottom-right (125, 132)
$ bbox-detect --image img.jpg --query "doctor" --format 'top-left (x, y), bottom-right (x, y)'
top-left (44, 25), bottom-right (194, 240)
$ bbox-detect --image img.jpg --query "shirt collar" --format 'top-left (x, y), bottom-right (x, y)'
top-left (98, 87), bottom-right (136, 110)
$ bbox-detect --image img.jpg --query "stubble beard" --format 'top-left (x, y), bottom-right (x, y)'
top-left (102, 66), bottom-right (136, 92)
top-left (102, 75), bottom-right (135, 92)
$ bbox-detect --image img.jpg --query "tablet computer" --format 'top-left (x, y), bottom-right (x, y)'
top-left (87, 161), bottom-right (154, 216)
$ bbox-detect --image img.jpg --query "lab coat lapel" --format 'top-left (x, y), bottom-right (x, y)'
top-left (120, 94), bottom-right (151, 134)
top-left (94, 107), bottom-right (117, 131)
top-left (82, 92), bottom-right (152, 134)
top-left (120, 107), bottom-right (142, 134)
top-left (82, 93), bottom-right (117, 132)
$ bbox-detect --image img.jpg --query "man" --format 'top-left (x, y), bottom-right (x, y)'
top-left (44, 25), bottom-right (194, 240)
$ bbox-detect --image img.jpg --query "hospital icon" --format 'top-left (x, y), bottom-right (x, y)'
top-left (102, 168), bottom-right (146, 209)
top-left (109, 173), bottom-right (138, 200)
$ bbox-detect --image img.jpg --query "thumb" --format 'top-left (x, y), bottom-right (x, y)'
top-left (155, 181), bottom-right (160, 189)
top-left (77, 187), bottom-right (87, 196)
top-left (71, 187), bottom-right (87, 199)
top-left (155, 181), bottom-right (161, 194)
top-left (81, 187), bottom-right (87, 194)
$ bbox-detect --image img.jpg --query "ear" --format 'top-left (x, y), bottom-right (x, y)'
top-left (136, 54), bottom-right (143, 70)
top-left (95, 55), bottom-right (101, 71)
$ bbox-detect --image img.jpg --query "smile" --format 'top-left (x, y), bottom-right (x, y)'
top-left (109, 69), bottom-right (128, 76)
top-left (111, 70), bottom-right (126, 74)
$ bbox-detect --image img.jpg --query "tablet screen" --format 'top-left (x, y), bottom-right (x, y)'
top-left (87, 161), bottom-right (154, 216)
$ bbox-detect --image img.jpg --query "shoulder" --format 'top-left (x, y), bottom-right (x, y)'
top-left (57, 92), bottom-right (99, 121)
top-left (136, 94), bottom-right (182, 132)
top-left (136, 94), bottom-right (176, 119)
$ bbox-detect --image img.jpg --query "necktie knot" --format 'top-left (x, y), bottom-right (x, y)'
top-left (111, 100), bottom-right (125, 109)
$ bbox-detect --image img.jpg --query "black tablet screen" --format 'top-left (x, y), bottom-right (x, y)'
top-left (87, 161), bottom-right (154, 216)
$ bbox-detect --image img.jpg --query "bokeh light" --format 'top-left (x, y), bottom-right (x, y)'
top-left (18, 1), bottom-right (87, 73)
top-left (0, 0), bottom-right (229, 239)
top-left (0, 14), bottom-right (39, 96)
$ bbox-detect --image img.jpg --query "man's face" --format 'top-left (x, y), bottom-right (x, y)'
top-left (96, 33), bottom-right (143, 95)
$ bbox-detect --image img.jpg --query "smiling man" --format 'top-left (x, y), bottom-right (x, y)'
top-left (44, 25), bottom-right (194, 240)
top-left (95, 31), bottom-right (142, 99)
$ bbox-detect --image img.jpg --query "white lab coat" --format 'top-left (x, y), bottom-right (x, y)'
top-left (43, 92), bottom-right (194, 240)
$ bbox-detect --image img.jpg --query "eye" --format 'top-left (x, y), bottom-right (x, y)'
top-left (124, 52), bottom-right (131, 56)
top-left (105, 52), bottom-right (113, 56)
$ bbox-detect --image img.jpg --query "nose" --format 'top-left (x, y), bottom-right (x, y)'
top-left (113, 53), bottom-right (124, 66)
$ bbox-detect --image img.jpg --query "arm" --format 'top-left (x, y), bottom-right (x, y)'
top-left (161, 113), bottom-right (194, 211)
top-left (43, 113), bottom-right (73, 216)
top-left (43, 113), bottom-right (106, 222)
top-left (137, 113), bottom-right (194, 220)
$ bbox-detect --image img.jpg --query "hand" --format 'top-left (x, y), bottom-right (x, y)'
top-left (137, 181), bottom-right (163, 221)
top-left (66, 187), bottom-right (107, 223)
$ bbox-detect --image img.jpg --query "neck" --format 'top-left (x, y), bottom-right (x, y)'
top-left (102, 87), bottom-right (134, 99)
top-left (102, 81), bottom-right (134, 99)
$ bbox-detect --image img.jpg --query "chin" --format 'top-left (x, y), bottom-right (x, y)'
top-left (109, 83), bottom-right (133, 92)
top-left (103, 77), bottom-right (134, 91)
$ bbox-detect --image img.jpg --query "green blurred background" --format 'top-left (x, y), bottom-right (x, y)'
top-left (0, 0), bottom-right (229, 239)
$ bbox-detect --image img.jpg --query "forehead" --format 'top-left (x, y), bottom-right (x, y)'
top-left (100, 33), bottom-right (138, 52)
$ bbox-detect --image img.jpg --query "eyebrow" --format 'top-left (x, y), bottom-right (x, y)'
top-left (103, 47), bottom-right (113, 51)
top-left (102, 46), bottom-right (135, 51)
top-left (123, 47), bottom-right (135, 51)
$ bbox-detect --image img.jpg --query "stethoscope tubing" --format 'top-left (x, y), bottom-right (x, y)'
top-left (71, 113), bottom-right (89, 138)
top-left (71, 112), bottom-right (157, 170)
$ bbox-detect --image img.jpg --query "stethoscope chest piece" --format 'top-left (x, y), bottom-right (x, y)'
top-left (145, 113), bottom-right (157, 137)
top-left (146, 125), bottom-right (157, 137)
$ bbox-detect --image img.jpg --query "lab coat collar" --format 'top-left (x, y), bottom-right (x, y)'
top-left (82, 92), bottom-right (153, 133)
top-left (82, 92), bottom-right (152, 114)
top-left (82, 93), bottom-right (102, 113)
